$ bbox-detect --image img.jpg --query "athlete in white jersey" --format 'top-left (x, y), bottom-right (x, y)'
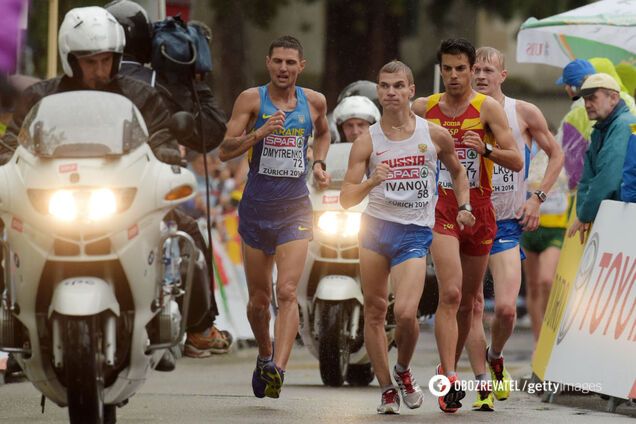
top-left (341, 60), bottom-right (473, 415)
top-left (465, 47), bottom-right (564, 410)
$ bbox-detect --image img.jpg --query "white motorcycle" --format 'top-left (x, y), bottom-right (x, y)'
top-left (298, 142), bottom-right (396, 387)
top-left (0, 92), bottom-right (197, 423)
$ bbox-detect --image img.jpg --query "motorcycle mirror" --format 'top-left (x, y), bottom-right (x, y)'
top-left (168, 112), bottom-right (195, 143)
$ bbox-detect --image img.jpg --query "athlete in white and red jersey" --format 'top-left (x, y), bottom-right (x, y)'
top-left (341, 60), bottom-right (473, 415)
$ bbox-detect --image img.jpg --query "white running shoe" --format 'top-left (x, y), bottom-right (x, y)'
top-left (377, 388), bottom-right (401, 414)
top-left (393, 366), bottom-right (424, 409)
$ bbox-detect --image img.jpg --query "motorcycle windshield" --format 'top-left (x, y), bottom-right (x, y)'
top-left (325, 143), bottom-right (355, 189)
top-left (19, 91), bottom-right (149, 158)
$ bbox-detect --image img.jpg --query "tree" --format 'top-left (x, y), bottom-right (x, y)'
top-left (322, 0), bottom-right (407, 108)
top-left (209, 0), bottom-right (289, 114)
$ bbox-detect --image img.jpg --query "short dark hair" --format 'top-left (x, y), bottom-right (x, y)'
top-left (268, 35), bottom-right (303, 59)
top-left (437, 38), bottom-right (476, 67)
top-left (378, 60), bottom-right (414, 85)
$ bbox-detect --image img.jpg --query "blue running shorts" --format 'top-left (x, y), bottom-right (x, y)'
top-left (490, 218), bottom-right (526, 260)
top-left (238, 196), bottom-right (313, 256)
top-left (359, 213), bottom-right (433, 268)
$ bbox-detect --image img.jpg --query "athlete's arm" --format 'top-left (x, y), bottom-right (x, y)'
top-left (463, 96), bottom-right (523, 172)
top-left (306, 89), bottom-right (331, 189)
top-left (218, 89), bottom-right (284, 162)
top-left (411, 97), bottom-right (429, 118)
top-left (517, 101), bottom-right (565, 231)
top-left (431, 124), bottom-right (474, 229)
top-left (340, 133), bottom-right (385, 209)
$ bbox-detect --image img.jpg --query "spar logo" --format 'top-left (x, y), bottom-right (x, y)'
top-left (265, 135), bottom-right (301, 148)
top-left (557, 233), bottom-right (636, 343)
top-left (456, 148), bottom-right (478, 161)
top-left (388, 166), bottom-right (429, 180)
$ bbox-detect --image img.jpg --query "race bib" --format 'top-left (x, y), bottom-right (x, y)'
top-left (383, 163), bottom-right (432, 208)
top-left (258, 134), bottom-right (305, 178)
top-left (438, 147), bottom-right (480, 189)
top-left (492, 163), bottom-right (515, 193)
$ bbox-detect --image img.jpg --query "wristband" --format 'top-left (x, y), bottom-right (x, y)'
top-left (313, 160), bottom-right (327, 171)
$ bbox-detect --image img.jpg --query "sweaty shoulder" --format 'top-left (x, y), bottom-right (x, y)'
top-left (412, 96), bottom-right (430, 117)
top-left (480, 95), bottom-right (505, 120)
top-left (234, 87), bottom-right (260, 112)
top-left (515, 98), bottom-right (540, 118)
top-left (302, 88), bottom-right (327, 109)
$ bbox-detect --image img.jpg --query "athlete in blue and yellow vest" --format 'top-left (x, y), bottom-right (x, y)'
top-left (412, 38), bottom-right (522, 414)
top-left (219, 36), bottom-right (330, 400)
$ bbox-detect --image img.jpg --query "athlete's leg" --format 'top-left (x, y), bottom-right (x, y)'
top-left (272, 238), bottom-right (309, 369)
top-left (360, 247), bottom-right (391, 387)
top-left (466, 289), bottom-right (487, 376)
top-left (455, 253), bottom-right (489, 365)
top-left (431, 233), bottom-right (462, 375)
top-left (489, 248), bottom-right (522, 353)
top-left (390, 257), bottom-right (427, 368)
top-left (524, 247), bottom-right (560, 341)
top-left (243, 243), bottom-right (275, 358)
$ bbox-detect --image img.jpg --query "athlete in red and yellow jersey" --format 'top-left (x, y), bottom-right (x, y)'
top-left (412, 38), bottom-right (522, 414)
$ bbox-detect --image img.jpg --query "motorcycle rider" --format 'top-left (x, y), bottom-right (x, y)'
top-left (328, 80), bottom-right (381, 143)
top-left (332, 95), bottom-right (380, 143)
top-left (0, 6), bottom-right (226, 363)
top-left (105, 0), bottom-right (232, 362)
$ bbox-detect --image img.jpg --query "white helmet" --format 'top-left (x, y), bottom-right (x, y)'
top-left (58, 7), bottom-right (126, 78)
top-left (333, 95), bottom-right (381, 126)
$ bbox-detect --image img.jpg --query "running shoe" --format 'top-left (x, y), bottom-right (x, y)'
top-left (487, 348), bottom-right (511, 401)
top-left (472, 390), bottom-right (495, 411)
top-left (435, 364), bottom-right (465, 413)
top-left (252, 359), bottom-right (284, 398)
top-left (393, 365), bottom-right (423, 409)
top-left (377, 388), bottom-right (400, 415)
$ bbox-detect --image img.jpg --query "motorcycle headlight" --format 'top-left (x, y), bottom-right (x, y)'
top-left (48, 190), bottom-right (77, 222)
top-left (317, 211), bottom-right (339, 235)
top-left (46, 188), bottom-right (119, 222)
top-left (88, 189), bottom-right (117, 221)
top-left (317, 211), bottom-right (361, 237)
top-left (343, 212), bottom-right (361, 237)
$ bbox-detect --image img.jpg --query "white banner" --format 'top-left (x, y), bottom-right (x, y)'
top-left (544, 200), bottom-right (636, 400)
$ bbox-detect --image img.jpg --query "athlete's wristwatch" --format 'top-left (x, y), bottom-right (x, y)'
top-left (313, 160), bottom-right (327, 171)
top-left (534, 190), bottom-right (547, 203)
top-left (458, 203), bottom-right (473, 213)
top-left (483, 142), bottom-right (493, 158)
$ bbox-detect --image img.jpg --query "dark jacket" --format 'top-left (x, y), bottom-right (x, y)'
top-left (576, 100), bottom-right (636, 222)
top-left (155, 75), bottom-right (227, 153)
top-left (0, 74), bottom-right (181, 164)
top-left (119, 61), bottom-right (226, 153)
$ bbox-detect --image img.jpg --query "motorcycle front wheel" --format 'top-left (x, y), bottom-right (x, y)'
top-left (318, 301), bottom-right (351, 387)
top-left (64, 316), bottom-right (105, 424)
top-left (346, 362), bottom-right (375, 386)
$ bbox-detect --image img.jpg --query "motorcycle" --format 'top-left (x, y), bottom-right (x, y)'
top-left (297, 142), bottom-right (396, 387)
top-left (0, 91), bottom-right (197, 423)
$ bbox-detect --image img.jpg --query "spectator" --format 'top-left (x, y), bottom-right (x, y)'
top-left (567, 73), bottom-right (636, 242)
top-left (555, 59), bottom-right (636, 190)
